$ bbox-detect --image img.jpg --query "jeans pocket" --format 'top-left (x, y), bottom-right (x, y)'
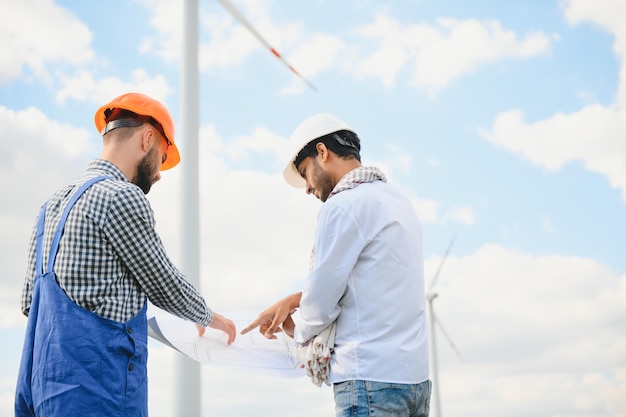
top-left (366, 381), bottom-right (413, 416)
top-left (334, 380), bottom-right (353, 393)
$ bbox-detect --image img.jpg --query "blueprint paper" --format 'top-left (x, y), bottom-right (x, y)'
top-left (148, 309), bottom-right (305, 379)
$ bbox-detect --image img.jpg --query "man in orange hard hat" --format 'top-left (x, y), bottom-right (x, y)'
top-left (15, 92), bottom-right (236, 417)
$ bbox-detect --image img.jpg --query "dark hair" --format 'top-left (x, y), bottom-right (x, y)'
top-left (294, 130), bottom-right (361, 169)
top-left (104, 108), bottom-right (137, 121)
top-left (102, 108), bottom-right (170, 145)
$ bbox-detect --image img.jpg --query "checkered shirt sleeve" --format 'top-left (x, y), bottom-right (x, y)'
top-left (21, 160), bottom-right (212, 326)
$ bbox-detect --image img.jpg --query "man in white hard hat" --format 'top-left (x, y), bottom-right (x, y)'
top-left (243, 113), bottom-right (431, 417)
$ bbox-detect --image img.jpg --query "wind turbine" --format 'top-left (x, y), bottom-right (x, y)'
top-left (426, 235), bottom-right (463, 417)
top-left (178, 1), bottom-right (315, 416)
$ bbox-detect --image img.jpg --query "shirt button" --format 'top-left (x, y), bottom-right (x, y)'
top-left (127, 327), bottom-right (133, 334)
top-left (128, 363), bottom-right (134, 372)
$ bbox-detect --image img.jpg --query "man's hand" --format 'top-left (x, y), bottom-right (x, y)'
top-left (281, 314), bottom-right (295, 338)
top-left (195, 323), bottom-right (206, 337)
top-left (196, 312), bottom-right (237, 345)
top-left (241, 292), bottom-right (302, 339)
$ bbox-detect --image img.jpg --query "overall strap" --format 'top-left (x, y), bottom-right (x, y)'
top-left (46, 175), bottom-right (111, 274)
top-left (35, 203), bottom-right (48, 275)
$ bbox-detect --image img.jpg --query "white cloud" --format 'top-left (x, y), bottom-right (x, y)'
top-left (384, 144), bottom-right (413, 174)
top-left (481, 1), bottom-right (626, 201)
top-left (425, 244), bottom-right (626, 415)
top-left (411, 198), bottom-right (475, 225)
top-left (198, 10), bottom-right (262, 72)
top-left (0, 105), bottom-right (97, 326)
top-left (563, 0), bottom-right (626, 56)
top-left (353, 10), bottom-right (552, 92)
top-left (353, 10), bottom-right (411, 88)
top-left (0, 0), bottom-right (95, 84)
top-left (428, 244), bottom-right (626, 361)
top-left (563, 0), bottom-right (626, 107)
top-left (194, 0), bottom-right (314, 84)
top-left (56, 69), bottom-right (174, 108)
top-left (410, 18), bottom-right (550, 91)
top-left (212, 124), bottom-right (292, 163)
top-left (197, 166), bottom-right (319, 311)
top-left (140, 2), bottom-right (553, 94)
top-left (541, 215), bottom-right (556, 233)
top-left (481, 106), bottom-right (626, 199)
top-left (278, 33), bottom-right (345, 95)
top-left (0, 105), bottom-right (95, 187)
top-left (412, 198), bottom-right (440, 223)
top-left (137, 0), bottom-right (181, 61)
top-left (443, 205), bottom-right (475, 225)
top-left (199, 0), bottom-right (339, 96)
top-left (0, 376), bottom-right (16, 416)
top-left (137, 0), bottom-right (283, 70)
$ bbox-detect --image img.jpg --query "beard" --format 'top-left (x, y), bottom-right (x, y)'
top-left (134, 146), bottom-right (159, 194)
top-left (311, 158), bottom-right (334, 202)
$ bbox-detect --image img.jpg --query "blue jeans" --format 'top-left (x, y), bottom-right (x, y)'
top-left (333, 380), bottom-right (431, 417)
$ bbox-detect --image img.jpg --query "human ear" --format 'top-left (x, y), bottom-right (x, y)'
top-left (141, 127), bottom-right (156, 152)
top-left (316, 142), bottom-right (329, 162)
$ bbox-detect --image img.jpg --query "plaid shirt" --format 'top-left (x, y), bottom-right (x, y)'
top-left (21, 159), bottom-right (212, 326)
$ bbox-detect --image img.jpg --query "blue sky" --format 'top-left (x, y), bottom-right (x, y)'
top-left (1, 0), bottom-right (625, 416)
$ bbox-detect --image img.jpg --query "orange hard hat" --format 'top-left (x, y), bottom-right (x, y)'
top-left (94, 92), bottom-right (180, 170)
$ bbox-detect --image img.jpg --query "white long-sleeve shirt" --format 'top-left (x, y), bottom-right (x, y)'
top-left (293, 178), bottom-right (429, 384)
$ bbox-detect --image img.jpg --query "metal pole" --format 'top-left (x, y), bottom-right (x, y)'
top-left (427, 294), bottom-right (442, 417)
top-left (178, 0), bottom-right (201, 415)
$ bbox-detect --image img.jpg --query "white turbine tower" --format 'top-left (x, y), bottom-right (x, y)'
top-left (179, 1), bottom-right (315, 415)
top-left (426, 235), bottom-right (463, 417)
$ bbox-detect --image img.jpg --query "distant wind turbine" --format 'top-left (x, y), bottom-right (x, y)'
top-left (426, 235), bottom-right (463, 417)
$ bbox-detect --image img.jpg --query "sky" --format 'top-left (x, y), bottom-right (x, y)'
top-left (0, 0), bottom-right (625, 416)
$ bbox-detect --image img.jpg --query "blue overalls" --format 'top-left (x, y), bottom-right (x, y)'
top-left (15, 176), bottom-right (149, 417)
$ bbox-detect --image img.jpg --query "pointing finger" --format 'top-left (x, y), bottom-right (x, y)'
top-left (240, 318), bottom-right (262, 335)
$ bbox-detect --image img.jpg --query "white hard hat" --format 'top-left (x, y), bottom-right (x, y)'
top-left (283, 113), bottom-right (354, 188)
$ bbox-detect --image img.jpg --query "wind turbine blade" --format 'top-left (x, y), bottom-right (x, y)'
top-left (217, 0), bottom-right (317, 91)
top-left (433, 314), bottom-right (464, 362)
top-left (428, 234), bottom-right (457, 293)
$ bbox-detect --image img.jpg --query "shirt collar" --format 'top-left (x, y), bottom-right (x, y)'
top-left (86, 159), bottom-right (129, 182)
